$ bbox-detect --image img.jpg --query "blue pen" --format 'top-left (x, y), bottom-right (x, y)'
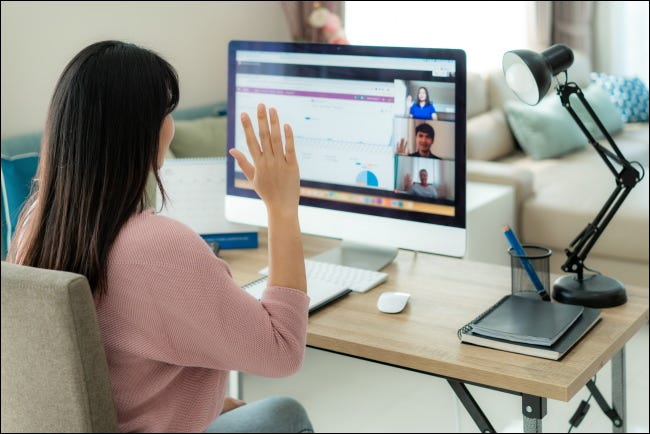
top-left (503, 225), bottom-right (550, 301)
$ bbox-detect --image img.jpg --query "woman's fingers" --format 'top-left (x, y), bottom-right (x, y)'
top-left (229, 148), bottom-right (255, 181)
top-left (268, 107), bottom-right (284, 158)
top-left (256, 103), bottom-right (273, 156)
top-left (283, 124), bottom-right (296, 165)
top-left (240, 112), bottom-right (262, 160)
top-left (239, 104), bottom-right (295, 169)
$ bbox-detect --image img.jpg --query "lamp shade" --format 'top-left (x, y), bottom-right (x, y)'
top-left (503, 44), bottom-right (574, 105)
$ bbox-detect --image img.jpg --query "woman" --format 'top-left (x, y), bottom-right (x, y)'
top-left (8, 40), bottom-right (313, 433)
top-left (407, 86), bottom-right (438, 120)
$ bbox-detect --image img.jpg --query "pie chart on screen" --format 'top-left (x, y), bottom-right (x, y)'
top-left (356, 170), bottom-right (379, 187)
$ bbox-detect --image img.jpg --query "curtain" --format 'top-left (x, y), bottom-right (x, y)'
top-left (529, 1), bottom-right (594, 58)
top-left (280, 1), bottom-right (346, 43)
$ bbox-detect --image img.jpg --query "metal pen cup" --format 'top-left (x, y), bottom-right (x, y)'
top-left (508, 245), bottom-right (552, 300)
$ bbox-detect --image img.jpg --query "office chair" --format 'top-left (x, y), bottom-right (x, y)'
top-left (1, 262), bottom-right (118, 433)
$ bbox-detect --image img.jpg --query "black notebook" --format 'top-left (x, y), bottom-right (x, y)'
top-left (458, 305), bottom-right (601, 360)
top-left (462, 294), bottom-right (584, 346)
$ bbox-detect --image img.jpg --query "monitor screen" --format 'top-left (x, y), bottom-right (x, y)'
top-left (226, 40), bottom-right (466, 268)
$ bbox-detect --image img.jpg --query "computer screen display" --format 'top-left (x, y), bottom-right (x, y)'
top-left (226, 40), bottom-right (466, 262)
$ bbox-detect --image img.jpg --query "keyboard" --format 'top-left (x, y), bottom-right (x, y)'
top-left (259, 259), bottom-right (388, 293)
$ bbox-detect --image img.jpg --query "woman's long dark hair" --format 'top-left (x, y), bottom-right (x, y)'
top-left (8, 40), bottom-right (179, 296)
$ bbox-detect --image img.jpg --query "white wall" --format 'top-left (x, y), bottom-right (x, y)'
top-left (0, 1), bottom-right (291, 138)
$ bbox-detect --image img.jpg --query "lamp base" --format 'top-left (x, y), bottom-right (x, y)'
top-left (552, 274), bottom-right (627, 308)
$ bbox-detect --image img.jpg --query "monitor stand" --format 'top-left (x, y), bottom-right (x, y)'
top-left (309, 240), bottom-right (398, 271)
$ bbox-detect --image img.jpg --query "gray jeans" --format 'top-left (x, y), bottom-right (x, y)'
top-left (205, 396), bottom-right (314, 433)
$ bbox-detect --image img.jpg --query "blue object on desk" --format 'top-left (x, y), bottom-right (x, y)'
top-left (503, 225), bottom-right (551, 301)
top-left (201, 232), bottom-right (258, 250)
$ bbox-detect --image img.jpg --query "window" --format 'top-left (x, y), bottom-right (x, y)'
top-left (345, 1), bottom-right (528, 73)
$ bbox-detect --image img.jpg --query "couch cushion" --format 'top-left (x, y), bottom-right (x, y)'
top-left (504, 95), bottom-right (586, 159)
top-left (504, 85), bottom-right (623, 160)
top-left (569, 85), bottom-right (624, 140)
top-left (466, 109), bottom-right (516, 160)
top-left (591, 72), bottom-right (650, 123)
top-left (169, 117), bottom-right (227, 158)
top-left (466, 72), bottom-right (488, 118)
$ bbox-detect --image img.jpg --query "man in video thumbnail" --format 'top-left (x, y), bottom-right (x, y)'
top-left (397, 123), bottom-right (442, 159)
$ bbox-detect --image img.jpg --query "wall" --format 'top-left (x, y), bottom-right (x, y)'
top-left (0, 1), bottom-right (291, 138)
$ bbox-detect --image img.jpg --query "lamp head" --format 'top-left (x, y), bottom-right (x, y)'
top-left (503, 44), bottom-right (574, 105)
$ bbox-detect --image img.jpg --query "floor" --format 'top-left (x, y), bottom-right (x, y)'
top-left (240, 323), bottom-right (649, 433)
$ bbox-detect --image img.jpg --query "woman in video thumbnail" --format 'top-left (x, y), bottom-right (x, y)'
top-left (407, 86), bottom-right (438, 120)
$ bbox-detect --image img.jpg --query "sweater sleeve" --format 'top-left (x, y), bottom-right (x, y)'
top-left (104, 212), bottom-right (309, 377)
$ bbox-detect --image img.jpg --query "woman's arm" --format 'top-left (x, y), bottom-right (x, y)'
top-left (229, 104), bottom-right (306, 293)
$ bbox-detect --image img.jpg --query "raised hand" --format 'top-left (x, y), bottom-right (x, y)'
top-left (229, 103), bottom-right (306, 293)
top-left (229, 103), bottom-right (300, 213)
top-left (396, 138), bottom-right (408, 155)
top-left (403, 173), bottom-right (413, 191)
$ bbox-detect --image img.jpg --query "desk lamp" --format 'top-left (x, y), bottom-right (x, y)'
top-left (502, 44), bottom-right (643, 308)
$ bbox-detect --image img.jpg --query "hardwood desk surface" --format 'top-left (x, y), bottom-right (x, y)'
top-left (220, 230), bottom-right (649, 402)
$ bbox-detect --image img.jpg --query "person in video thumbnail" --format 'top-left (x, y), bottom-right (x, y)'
top-left (404, 169), bottom-right (439, 198)
top-left (397, 123), bottom-right (442, 159)
top-left (407, 86), bottom-right (438, 120)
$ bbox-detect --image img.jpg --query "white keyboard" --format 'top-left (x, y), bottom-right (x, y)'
top-left (259, 259), bottom-right (388, 293)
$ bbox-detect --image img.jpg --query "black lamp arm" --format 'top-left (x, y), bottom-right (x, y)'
top-left (555, 82), bottom-right (641, 281)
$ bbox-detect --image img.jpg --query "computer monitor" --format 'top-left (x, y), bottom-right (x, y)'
top-left (226, 40), bottom-right (466, 270)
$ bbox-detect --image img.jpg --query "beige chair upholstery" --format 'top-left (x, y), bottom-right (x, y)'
top-left (1, 262), bottom-right (118, 433)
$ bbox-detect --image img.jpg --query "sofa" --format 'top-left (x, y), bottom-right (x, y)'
top-left (465, 52), bottom-right (649, 287)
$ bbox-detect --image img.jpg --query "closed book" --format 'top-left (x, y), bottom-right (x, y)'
top-left (465, 294), bottom-right (584, 346)
top-left (458, 305), bottom-right (601, 360)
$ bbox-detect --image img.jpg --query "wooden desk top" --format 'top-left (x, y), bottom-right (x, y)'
top-left (221, 230), bottom-right (649, 402)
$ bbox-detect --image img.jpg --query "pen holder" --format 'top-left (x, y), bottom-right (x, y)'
top-left (508, 245), bottom-right (552, 300)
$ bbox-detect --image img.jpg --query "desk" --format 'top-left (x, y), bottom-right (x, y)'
top-left (221, 231), bottom-right (649, 433)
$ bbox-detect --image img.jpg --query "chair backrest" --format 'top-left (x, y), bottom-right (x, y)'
top-left (1, 261), bottom-right (118, 433)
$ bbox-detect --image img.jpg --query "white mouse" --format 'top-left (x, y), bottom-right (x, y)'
top-left (377, 291), bottom-right (411, 314)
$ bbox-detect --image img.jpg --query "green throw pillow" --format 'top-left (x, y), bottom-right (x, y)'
top-left (169, 117), bottom-right (227, 158)
top-left (504, 85), bottom-right (624, 160)
top-left (570, 85), bottom-right (624, 140)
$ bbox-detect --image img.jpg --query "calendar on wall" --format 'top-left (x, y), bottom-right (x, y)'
top-left (156, 158), bottom-right (257, 238)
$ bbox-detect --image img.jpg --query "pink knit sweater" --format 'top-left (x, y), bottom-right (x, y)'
top-left (95, 209), bottom-right (309, 432)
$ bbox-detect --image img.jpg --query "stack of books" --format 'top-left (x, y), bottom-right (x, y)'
top-left (457, 294), bottom-right (601, 360)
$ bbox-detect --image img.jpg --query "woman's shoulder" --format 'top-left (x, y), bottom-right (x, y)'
top-left (111, 209), bottom-right (210, 261)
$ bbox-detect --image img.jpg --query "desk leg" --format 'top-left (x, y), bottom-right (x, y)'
top-left (612, 346), bottom-right (626, 433)
top-left (522, 394), bottom-right (546, 433)
top-left (447, 380), bottom-right (496, 433)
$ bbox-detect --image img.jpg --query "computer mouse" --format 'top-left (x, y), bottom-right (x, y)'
top-left (377, 291), bottom-right (411, 314)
